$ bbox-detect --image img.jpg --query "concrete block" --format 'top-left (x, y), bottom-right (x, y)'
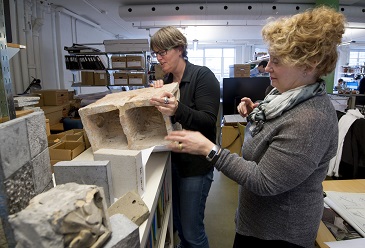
top-left (54, 160), bottom-right (114, 206)
top-left (0, 117), bottom-right (31, 179)
top-left (25, 112), bottom-right (48, 159)
top-left (94, 149), bottom-right (142, 198)
top-left (8, 183), bottom-right (111, 248)
top-left (79, 83), bottom-right (180, 152)
top-left (31, 149), bottom-right (52, 194)
top-left (103, 214), bottom-right (140, 248)
top-left (108, 191), bottom-right (149, 226)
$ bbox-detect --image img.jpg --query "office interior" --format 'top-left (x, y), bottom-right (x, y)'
top-left (1, 0), bottom-right (365, 248)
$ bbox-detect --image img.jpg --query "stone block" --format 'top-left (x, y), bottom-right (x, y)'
top-left (94, 149), bottom-right (142, 198)
top-left (78, 83), bottom-right (179, 152)
top-left (31, 149), bottom-right (52, 194)
top-left (0, 117), bottom-right (31, 179)
top-left (8, 183), bottom-right (111, 248)
top-left (54, 160), bottom-right (114, 206)
top-left (25, 112), bottom-right (48, 159)
top-left (108, 191), bottom-right (149, 226)
top-left (103, 214), bottom-right (140, 248)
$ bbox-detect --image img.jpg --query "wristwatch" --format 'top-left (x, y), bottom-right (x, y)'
top-left (206, 144), bottom-right (221, 163)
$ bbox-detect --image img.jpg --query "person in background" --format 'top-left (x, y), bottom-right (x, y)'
top-left (335, 78), bottom-right (345, 92)
top-left (149, 26), bottom-right (220, 248)
top-left (163, 6), bottom-right (344, 248)
top-left (250, 60), bottom-right (268, 77)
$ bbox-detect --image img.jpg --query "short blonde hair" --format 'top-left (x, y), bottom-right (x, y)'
top-left (261, 6), bottom-right (346, 77)
top-left (150, 26), bottom-right (188, 58)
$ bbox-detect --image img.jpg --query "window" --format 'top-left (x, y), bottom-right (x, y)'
top-left (187, 48), bottom-right (235, 84)
top-left (349, 50), bottom-right (365, 66)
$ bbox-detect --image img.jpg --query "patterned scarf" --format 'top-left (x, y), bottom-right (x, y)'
top-left (248, 80), bottom-right (326, 136)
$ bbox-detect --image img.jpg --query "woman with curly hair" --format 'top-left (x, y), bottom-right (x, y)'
top-left (162, 6), bottom-right (345, 248)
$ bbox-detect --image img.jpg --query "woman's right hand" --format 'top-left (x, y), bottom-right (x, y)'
top-left (237, 97), bottom-right (259, 117)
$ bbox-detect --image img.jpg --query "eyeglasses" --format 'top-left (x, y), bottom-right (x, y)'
top-left (151, 49), bottom-right (168, 58)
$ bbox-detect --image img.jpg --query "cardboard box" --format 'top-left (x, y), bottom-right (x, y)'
top-left (126, 56), bottom-right (144, 68)
top-left (94, 71), bottom-right (108, 85)
top-left (49, 141), bottom-right (85, 161)
top-left (154, 64), bottom-right (165, 80)
top-left (221, 124), bottom-right (245, 156)
top-left (113, 72), bottom-right (128, 85)
top-left (71, 129), bottom-right (91, 149)
top-left (41, 105), bottom-right (64, 125)
top-left (47, 133), bottom-right (65, 147)
top-left (128, 73), bottom-right (145, 85)
top-left (81, 71), bottom-right (94, 85)
top-left (104, 39), bottom-right (149, 53)
top-left (111, 56), bottom-right (126, 68)
top-left (33, 89), bottom-right (69, 106)
top-left (45, 119), bottom-right (50, 136)
top-left (61, 133), bottom-right (84, 143)
top-left (229, 64), bottom-right (251, 78)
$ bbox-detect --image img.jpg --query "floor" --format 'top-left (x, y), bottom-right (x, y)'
top-left (205, 169), bottom-right (238, 248)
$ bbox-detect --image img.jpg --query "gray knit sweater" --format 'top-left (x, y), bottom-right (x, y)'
top-left (215, 94), bottom-right (338, 248)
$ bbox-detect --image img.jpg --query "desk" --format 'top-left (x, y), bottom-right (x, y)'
top-left (315, 179), bottom-right (365, 248)
top-left (332, 94), bottom-right (365, 109)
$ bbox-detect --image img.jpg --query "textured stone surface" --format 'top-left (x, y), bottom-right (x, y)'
top-left (54, 160), bottom-right (114, 207)
top-left (103, 214), bottom-right (140, 248)
top-left (31, 149), bottom-right (52, 194)
top-left (0, 117), bottom-right (31, 179)
top-left (78, 83), bottom-right (180, 152)
top-left (94, 149), bottom-right (142, 199)
top-left (8, 183), bottom-right (111, 248)
top-left (108, 191), bottom-right (149, 226)
top-left (25, 112), bottom-right (48, 159)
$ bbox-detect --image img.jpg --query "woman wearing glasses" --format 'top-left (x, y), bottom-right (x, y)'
top-left (149, 26), bottom-right (220, 248)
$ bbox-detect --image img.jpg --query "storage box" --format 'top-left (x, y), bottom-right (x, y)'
top-left (104, 39), bottom-right (149, 53)
top-left (81, 71), bottom-right (94, 85)
top-left (94, 71), bottom-right (108, 85)
top-left (113, 72), bottom-right (128, 85)
top-left (128, 73), bottom-right (145, 85)
top-left (49, 141), bottom-right (85, 161)
top-left (154, 64), bottom-right (165, 80)
top-left (47, 133), bottom-right (65, 147)
top-left (33, 89), bottom-right (69, 106)
top-left (41, 105), bottom-right (64, 125)
top-left (111, 56), bottom-right (126, 68)
top-left (71, 129), bottom-right (91, 149)
top-left (61, 133), bottom-right (84, 143)
top-left (221, 125), bottom-right (245, 156)
top-left (126, 56), bottom-right (144, 68)
top-left (229, 64), bottom-right (251, 78)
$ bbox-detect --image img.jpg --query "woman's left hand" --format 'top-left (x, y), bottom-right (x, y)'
top-left (150, 92), bottom-right (178, 116)
top-left (165, 130), bottom-right (214, 156)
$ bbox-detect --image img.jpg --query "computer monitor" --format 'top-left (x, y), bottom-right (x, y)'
top-left (222, 77), bottom-right (271, 115)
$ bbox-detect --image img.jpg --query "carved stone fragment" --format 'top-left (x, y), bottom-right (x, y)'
top-left (8, 183), bottom-right (111, 248)
top-left (78, 83), bottom-right (180, 152)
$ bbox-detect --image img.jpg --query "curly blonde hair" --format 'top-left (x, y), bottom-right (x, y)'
top-left (150, 26), bottom-right (188, 58)
top-left (261, 5), bottom-right (346, 78)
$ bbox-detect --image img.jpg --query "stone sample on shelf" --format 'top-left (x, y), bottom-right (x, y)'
top-left (8, 183), bottom-right (111, 248)
top-left (108, 191), bottom-right (149, 226)
top-left (0, 112), bottom-right (52, 247)
top-left (78, 83), bottom-right (180, 152)
top-left (103, 214), bottom-right (140, 248)
top-left (53, 160), bottom-right (114, 207)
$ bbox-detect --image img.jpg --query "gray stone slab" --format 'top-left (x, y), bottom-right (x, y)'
top-left (31, 149), bottom-right (52, 194)
top-left (94, 149), bottom-right (142, 199)
top-left (0, 117), bottom-right (31, 179)
top-left (25, 112), bottom-right (48, 159)
top-left (103, 214), bottom-right (140, 248)
top-left (54, 160), bottom-right (114, 206)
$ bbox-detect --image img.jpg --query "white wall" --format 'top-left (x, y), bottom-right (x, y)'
top-left (9, 0), bottom-right (115, 95)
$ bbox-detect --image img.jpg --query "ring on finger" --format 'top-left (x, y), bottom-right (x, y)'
top-left (164, 96), bottom-right (169, 104)
top-left (178, 143), bottom-right (183, 150)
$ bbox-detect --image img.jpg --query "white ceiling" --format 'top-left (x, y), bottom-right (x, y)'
top-left (47, 0), bottom-right (365, 47)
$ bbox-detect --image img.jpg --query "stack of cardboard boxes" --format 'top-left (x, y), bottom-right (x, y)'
top-left (229, 64), bottom-right (251, 78)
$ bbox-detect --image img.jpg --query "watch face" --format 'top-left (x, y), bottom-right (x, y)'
top-left (208, 150), bottom-right (216, 159)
